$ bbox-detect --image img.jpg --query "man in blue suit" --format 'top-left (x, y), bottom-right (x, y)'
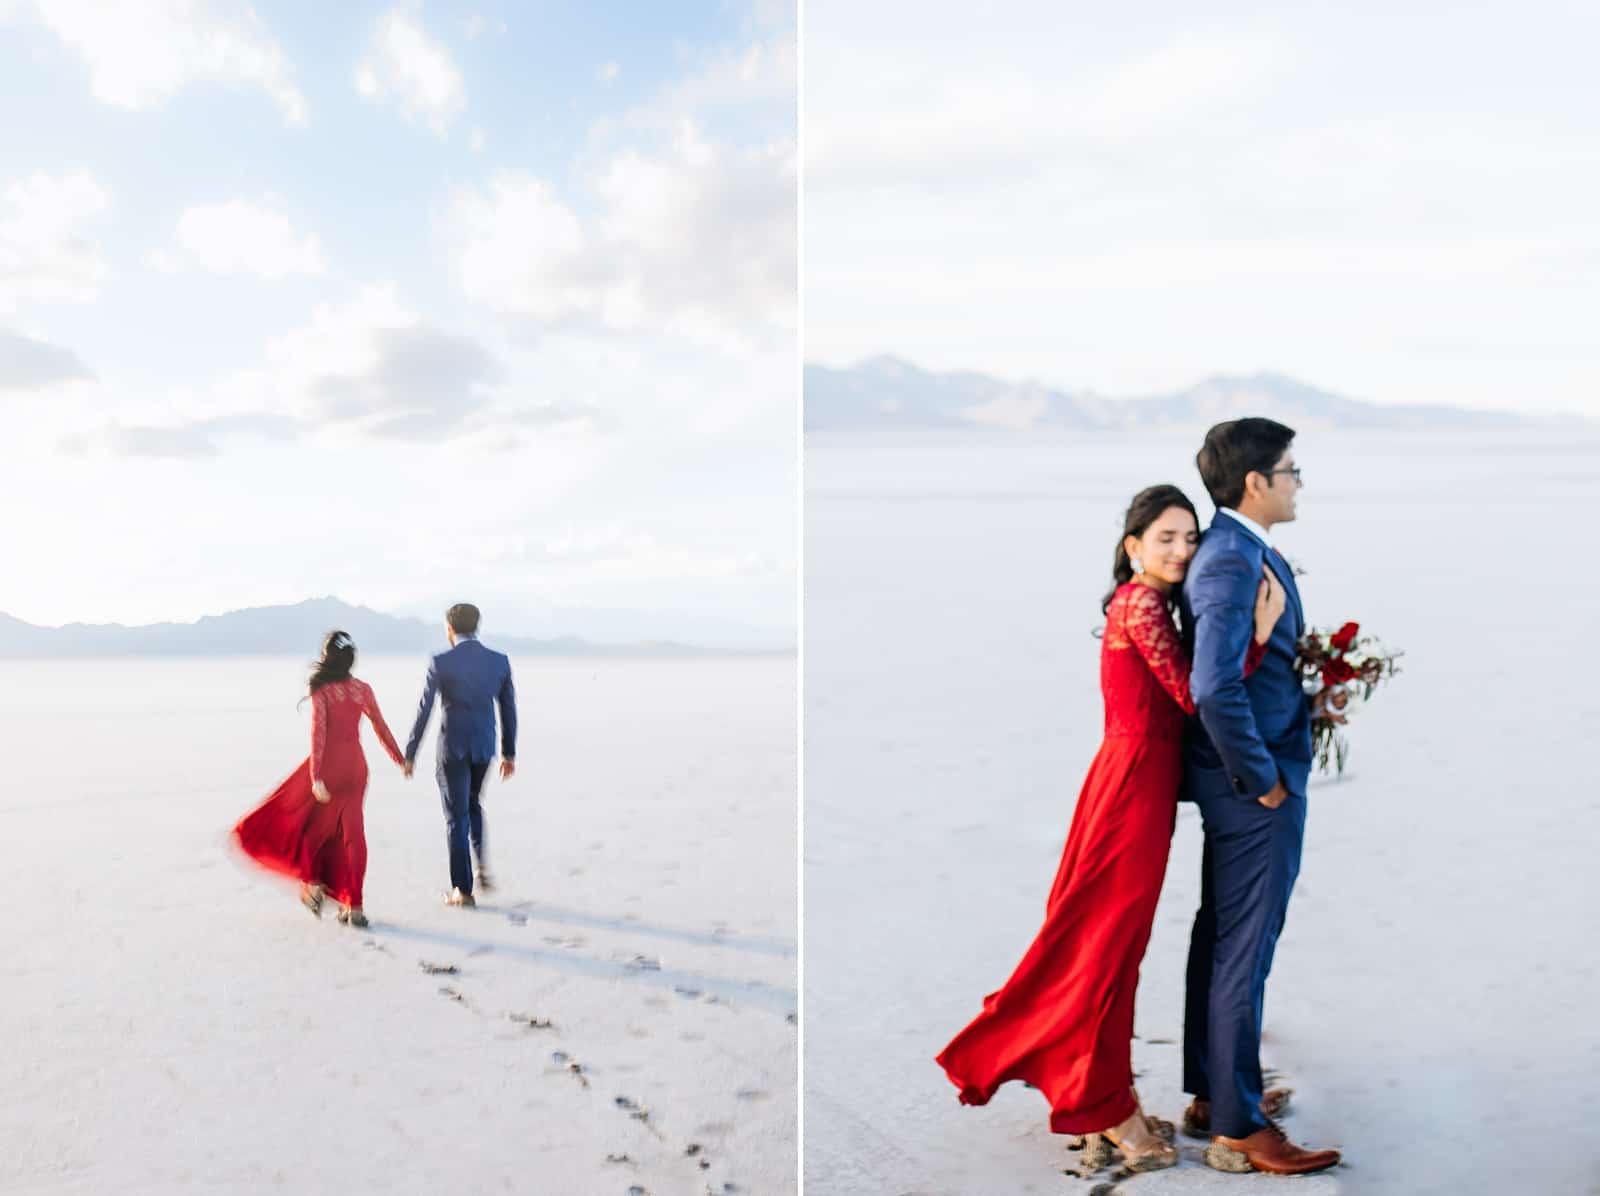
top-left (403, 603), bottom-right (517, 908)
top-left (1177, 419), bottom-right (1340, 1175)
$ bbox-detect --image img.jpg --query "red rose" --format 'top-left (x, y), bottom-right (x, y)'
top-left (1330, 621), bottom-right (1360, 651)
top-left (1322, 659), bottom-right (1356, 685)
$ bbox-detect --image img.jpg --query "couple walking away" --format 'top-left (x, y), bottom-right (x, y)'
top-left (232, 602), bottom-right (517, 924)
top-left (937, 418), bottom-right (1342, 1177)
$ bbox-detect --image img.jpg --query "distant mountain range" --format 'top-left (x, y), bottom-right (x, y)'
top-left (805, 356), bottom-right (1538, 432)
top-left (0, 597), bottom-right (771, 658)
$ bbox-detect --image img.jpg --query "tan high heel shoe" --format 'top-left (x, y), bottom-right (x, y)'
top-left (1132, 1087), bottom-right (1176, 1143)
top-left (299, 883), bottom-right (325, 918)
top-left (1082, 1105), bottom-right (1179, 1174)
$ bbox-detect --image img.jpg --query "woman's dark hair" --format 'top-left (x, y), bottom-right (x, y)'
top-left (1195, 417), bottom-right (1296, 510)
top-left (1100, 484), bottom-right (1200, 614)
top-left (306, 629), bottom-right (356, 697)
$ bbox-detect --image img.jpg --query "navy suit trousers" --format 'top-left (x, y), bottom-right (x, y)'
top-left (1182, 789), bottom-right (1306, 1138)
top-left (437, 756), bottom-right (490, 894)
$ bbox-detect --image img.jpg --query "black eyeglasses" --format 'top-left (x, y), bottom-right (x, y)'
top-left (1265, 466), bottom-right (1302, 484)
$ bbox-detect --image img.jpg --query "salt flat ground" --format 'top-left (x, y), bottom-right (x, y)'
top-left (0, 655), bottom-right (796, 1195)
top-left (804, 428), bottom-right (1600, 1196)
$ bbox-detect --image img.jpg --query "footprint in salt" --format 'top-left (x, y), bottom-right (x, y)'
top-left (551, 1050), bottom-right (589, 1088)
top-left (614, 1095), bottom-right (651, 1123)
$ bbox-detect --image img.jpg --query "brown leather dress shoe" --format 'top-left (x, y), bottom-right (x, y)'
top-left (1182, 1089), bottom-right (1292, 1138)
top-left (1205, 1120), bottom-right (1340, 1175)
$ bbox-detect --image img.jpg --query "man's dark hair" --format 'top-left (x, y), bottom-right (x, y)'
top-left (446, 603), bottom-right (481, 635)
top-left (1196, 418), bottom-right (1296, 510)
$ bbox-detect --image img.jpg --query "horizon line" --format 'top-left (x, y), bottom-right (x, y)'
top-left (804, 353), bottom-right (1589, 421)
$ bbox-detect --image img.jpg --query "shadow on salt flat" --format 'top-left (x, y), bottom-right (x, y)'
top-left (364, 920), bottom-right (798, 1014)
top-left (476, 901), bottom-right (797, 959)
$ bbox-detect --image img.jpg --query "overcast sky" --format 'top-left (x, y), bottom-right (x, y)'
top-left (805, 0), bottom-right (1600, 416)
top-left (0, 0), bottom-right (796, 640)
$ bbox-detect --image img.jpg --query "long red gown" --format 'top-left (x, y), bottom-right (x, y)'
top-left (233, 678), bottom-right (403, 909)
top-left (936, 582), bottom-right (1263, 1134)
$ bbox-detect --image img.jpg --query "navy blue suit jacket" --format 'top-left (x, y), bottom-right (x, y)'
top-left (1180, 516), bottom-right (1312, 801)
top-left (404, 638), bottom-right (517, 765)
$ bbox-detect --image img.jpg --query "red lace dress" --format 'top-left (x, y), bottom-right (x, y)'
top-left (233, 678), bottom-right (403, 909)
top-left (936, 582), bottom-right (1264, 1133)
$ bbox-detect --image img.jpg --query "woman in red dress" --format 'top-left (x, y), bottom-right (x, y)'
top-left (936, 485), bottom-right (1285, 1172)
top-left (233, 631), bottom-right (404, 928)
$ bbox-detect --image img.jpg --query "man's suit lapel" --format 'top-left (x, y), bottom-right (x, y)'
top-left (1211, 516), bottom-right (1303, 636)
top-left (1265, 546), bottom-right (1304, 635)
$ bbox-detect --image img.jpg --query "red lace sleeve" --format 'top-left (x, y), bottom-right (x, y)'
top-left (1120, 584), bottom-right (1198, 714)
top-left (310, 688), bottom-right (328, 783)
top-left (361, 682), bottom-right (404, 766)
top-left (1244, 639), bottom-right (1267, 676)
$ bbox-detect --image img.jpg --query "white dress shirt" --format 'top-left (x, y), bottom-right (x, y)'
top-left (1217, 506), bottom-right (1272, 548)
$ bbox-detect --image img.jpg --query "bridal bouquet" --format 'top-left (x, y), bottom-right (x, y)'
top-left (1295, 622), bottom-right (1403, 777)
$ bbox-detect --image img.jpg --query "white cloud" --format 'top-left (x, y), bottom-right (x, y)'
top-left (153, 198), bottom-right (326, 278)
top-left (355, 8), bottom-right (466, 135)
top-left (1076, 36), bottom-right (1283, 139)
top-left (808, 33), bottom-right (1281, 189)
top-left (469, 127), bottom-right (487, 153)
top-left (435, 18), bottom-right (795, 350)
top-left (67, 286), bottom-right (600, 453)
top-left (444, 178), bottom-right (599, 324)
top-left (463, 526), bottom-right (775, 582)
top-left (60, 422), bottom-right (223, 459)
top-left (231, 287), bottom-right (494, 435)
top-left (465, 13), bottom-right (505, 39)
top-left (0, 170), bottom-right (111, 314)
top-left (650, 34), bottom-right (796, 117)
top-left (5, 0), bottom-right (307, 123)
top-left (0, 326), bottom-right (94, 390)
top-left (443, 124), bottom-right (796, 346)
top-left (742, 0), bottom-right (794, 33)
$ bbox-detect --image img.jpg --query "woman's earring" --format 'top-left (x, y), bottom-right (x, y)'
top-left (1131, 557), bottom-right (1145, 575)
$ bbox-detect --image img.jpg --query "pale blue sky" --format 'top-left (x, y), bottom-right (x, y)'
top-left (805, 0), bottom-right (1600, 417)
top-left (1, 0), bottom-right (796, 643)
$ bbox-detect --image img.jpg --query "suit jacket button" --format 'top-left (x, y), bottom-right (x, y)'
top-left (1233, 776), bottom-right (1245, 793)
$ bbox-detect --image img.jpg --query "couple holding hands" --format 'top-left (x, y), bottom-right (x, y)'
top-left (232, 602), bottom-right (517, 925)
